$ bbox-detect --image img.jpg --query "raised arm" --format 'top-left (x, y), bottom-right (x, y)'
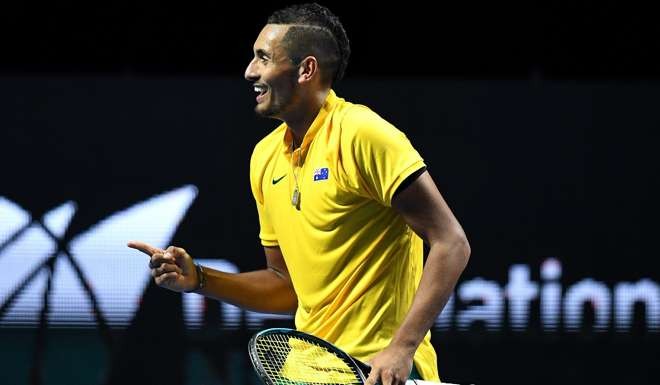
top-left (127, 241), bottom-right (297, 314)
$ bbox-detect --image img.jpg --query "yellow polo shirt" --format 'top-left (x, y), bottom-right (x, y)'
top-left (249, 90), bottom-right (439, 381)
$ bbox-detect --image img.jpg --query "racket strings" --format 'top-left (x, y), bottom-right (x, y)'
top-left (255, 334), bottom-right (361, 385)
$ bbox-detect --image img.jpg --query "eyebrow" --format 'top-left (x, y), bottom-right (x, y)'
top-left (255, 48), bottom-right (270, 58)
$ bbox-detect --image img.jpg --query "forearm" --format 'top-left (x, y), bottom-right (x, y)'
top-left (195, 266), bottom-right (298, 314)
top-left (391, 235), bottom-right (470, 352)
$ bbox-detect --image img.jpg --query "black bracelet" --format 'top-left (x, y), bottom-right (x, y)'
top-left (186, 263), bottom-right (205, 293)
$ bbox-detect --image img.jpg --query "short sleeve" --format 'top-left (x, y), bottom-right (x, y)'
top-left (340, 106), bottom-right (426, 207)
top-left (250, 145), bottom-right (279, 247)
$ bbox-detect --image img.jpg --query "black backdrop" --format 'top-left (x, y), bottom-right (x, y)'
top-left (1, 1), bottom-right (660, 384)
top-left (2, 1), bottom-right (659, 79)
top-left (0, 78), bottom-right (658, 384)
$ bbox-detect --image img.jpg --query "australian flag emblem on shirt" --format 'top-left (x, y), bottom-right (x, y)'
top-left (313, 167), bottom-right (329, 181)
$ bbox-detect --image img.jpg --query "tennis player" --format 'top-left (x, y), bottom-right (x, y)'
top-left (128, 4), bottom-right (469, 385)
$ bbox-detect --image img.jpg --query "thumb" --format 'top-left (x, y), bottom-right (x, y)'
top-left (364, 366), bottom-right (380, 385)
top-left (165, 246), bottom-right (194, 269)
top-left (165, 245), bottom-right (190, 259)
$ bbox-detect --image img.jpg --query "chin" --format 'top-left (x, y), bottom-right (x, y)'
top-left (254, 104), bottom-right (269, 116)
top-left (255, 104), bottom-right (282, 119)
top-left (255, 107), bottom-right (273, 118)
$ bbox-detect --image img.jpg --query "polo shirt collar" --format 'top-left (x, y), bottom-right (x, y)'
top-left (283, 89), bottom-right (339, 158)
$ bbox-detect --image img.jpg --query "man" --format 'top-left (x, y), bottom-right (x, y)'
top-left (128, 3), bottom-right (469, 384)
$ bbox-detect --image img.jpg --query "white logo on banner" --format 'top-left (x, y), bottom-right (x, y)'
top-left (0, 186), bottom-right (198, 327)
top-left (437, 259), bottom-right (659, 332)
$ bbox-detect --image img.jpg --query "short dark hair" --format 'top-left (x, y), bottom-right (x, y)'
top-left (267, 3), bottom-right (350, 85)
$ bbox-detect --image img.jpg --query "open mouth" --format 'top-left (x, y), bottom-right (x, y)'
top-left (254, 83), bottom-right (268, 102)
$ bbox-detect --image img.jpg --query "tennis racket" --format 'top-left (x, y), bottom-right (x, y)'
top-left (248, 328), bottom-right (452, 385)
top-left (249, 328), bottom-right (370, 385)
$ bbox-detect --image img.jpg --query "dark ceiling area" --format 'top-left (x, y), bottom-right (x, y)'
top-left (1, 1), bottom-right (658, 79)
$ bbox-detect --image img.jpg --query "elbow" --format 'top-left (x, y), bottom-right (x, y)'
top-left (452, 230), bottom-right (470, 270)
top-left (459, 235), bottom-right (471, 266)
top-left (432, 228), bottom-right (470, 269)
top-left (457, 225), bottom-right (471, 259)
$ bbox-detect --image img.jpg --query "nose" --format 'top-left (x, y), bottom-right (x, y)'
top-left (244, 58), bottom-right (259, 82)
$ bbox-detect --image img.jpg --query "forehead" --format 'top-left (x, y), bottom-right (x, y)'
top-left (253, 24), bottom-right (291, 54)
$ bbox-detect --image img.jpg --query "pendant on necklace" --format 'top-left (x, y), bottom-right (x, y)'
top-left (291, 188), bottom-right (300, 208)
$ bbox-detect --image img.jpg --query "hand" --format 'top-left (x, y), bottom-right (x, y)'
top-left (127, 240), bottom-right (198, 293)
top-left (364, 344), bottom-right (415, 385)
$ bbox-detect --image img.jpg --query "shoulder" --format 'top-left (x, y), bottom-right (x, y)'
top-left (340, 104), bottom-right (384, 131)
top-left (338, 103), bottom-right (408, 148)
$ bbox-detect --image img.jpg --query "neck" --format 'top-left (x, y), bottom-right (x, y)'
top-left (286, 88), bottom-right (329, 146)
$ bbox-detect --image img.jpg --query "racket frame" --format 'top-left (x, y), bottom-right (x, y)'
top-left (248, 327), bottom-right (369, 385)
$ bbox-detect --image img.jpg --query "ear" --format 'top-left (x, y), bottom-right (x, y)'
top-left (297, 56), bottom-right (318, 84)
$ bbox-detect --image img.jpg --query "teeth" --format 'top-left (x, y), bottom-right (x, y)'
top-left (254, 84), bottom-right (267, 94)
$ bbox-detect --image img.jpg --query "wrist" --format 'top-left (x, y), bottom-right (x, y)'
top-left (185, 263), bottom-right (206, 293)
top-left (389, 335), bottom-right (418, 356)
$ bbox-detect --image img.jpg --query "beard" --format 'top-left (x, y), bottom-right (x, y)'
top-left (255, 95), bottom-right (287, 118)
top-left (254, 72), bottom-right (298, 119)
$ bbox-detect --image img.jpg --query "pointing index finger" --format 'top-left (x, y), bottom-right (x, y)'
top-left (127, 240), bottom-right (164, 256)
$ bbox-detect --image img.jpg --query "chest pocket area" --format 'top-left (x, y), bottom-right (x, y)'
top-left (301, 164), bottom-right (365, 231)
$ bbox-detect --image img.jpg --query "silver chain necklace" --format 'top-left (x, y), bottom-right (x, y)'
top-left (291, 139), bottom-right (302, 208)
